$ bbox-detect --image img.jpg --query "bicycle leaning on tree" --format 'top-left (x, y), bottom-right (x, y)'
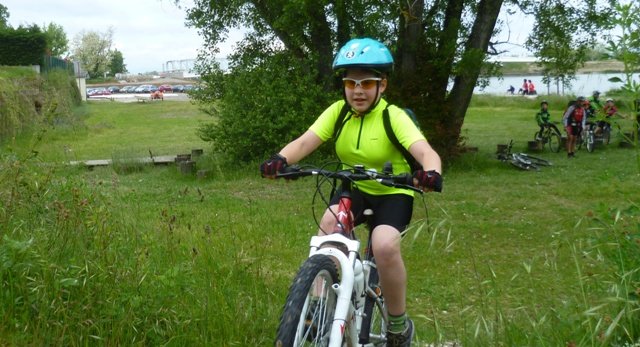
top-left (273, 162), bottom-right (425, 347)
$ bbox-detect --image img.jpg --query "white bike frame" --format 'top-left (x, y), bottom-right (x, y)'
top-left (306, 233), bottom-right (369, 347)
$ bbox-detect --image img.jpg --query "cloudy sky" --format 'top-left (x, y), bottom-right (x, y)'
top-left (2, 0), bottom-right (243, 74)
top-left (2, 0), bottom-right (542, 73)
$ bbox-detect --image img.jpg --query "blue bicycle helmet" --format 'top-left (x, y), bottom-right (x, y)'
top-left (332, 38), bottom-right (393, 74)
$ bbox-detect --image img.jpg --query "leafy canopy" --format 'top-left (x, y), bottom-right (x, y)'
top-left (180, 0), bottom-right (618, 162)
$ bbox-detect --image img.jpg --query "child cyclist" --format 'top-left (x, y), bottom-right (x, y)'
top-left (535, 100), bottom-right (560, 140)
top-left (260, 38), bottom-right (442, 346)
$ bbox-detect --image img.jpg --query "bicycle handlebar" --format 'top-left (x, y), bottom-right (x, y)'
top-left (275, 164), bottom-right (424, 194)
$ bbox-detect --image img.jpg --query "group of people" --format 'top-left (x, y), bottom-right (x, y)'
top-left (508, 78), bottom-right (537, 95)
top-left (535, 90), bottom-right (622, 158)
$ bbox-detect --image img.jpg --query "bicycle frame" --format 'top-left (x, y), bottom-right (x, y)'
top-left (306, 178), bottom-right (381, 346)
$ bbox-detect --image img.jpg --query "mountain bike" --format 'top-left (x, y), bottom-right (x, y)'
top-left (273, 163), bottom-right (423, 347)
top-left (497, 140), bottom-right (552, 171)
top-left (577, 123), bottom-right (596, 153)
top-left (534, 123), bottom-right (562, 152)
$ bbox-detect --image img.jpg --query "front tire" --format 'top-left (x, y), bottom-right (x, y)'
top-left (275, 255), bottom-right (340, 347)
top-left (602, 125), bottom-right (611, 145)
top-left (547, 131), bottom-right (561, 153)
top-left (586, 131), bottom-right (595, 153)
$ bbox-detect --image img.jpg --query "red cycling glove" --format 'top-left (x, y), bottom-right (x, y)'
top-left (412, 170), bottom-right (443, 192)
top-left (260, 153), bottom-right (287, 178)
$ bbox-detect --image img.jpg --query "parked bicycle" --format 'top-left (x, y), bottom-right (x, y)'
top-left (273, 163), bottom-right (423, 347)
top-left (497, 140), bottom-right (552, 171)
top-left (577, 122), bottom-right (596, 153)
top-left (534, 122), bottom-right (562, 153)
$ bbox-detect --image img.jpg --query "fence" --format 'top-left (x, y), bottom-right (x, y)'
top-left (41, 55), bottom-right (74, 76)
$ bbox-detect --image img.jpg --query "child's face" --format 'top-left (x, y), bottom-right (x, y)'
top-left (542, 104), bottom-right (548, 110)
top-left (343, 69), bottom-right (386, 114)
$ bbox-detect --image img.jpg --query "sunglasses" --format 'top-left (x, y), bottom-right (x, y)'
top-left (342, 78), bottom-right (382, 90)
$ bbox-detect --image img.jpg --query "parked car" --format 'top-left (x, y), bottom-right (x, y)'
top-left (183, 84), bottom-right (194, 92)
top-left (173, 84), bottom-right (185, 93)
top-left (107, 86), bottom-right (120, 93)
top-left (88, 87), bottom-right (111, 96)
top-left (149, 85), bottom-right (158, 93)
top-left (134, 85), bottom-right (152, 93)
top-left (158, 84), bottom-right (173, 92)
top-left (120, 86), bottom-right (135, 93)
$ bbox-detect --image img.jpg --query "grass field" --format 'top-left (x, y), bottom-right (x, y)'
top-left (1, 97), bottom-right (639, 346)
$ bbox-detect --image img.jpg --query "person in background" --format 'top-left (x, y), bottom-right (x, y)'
top-left (589, 90), bottom-right (604, 114)
top-left (535, 100), bottom-right (560, 140)
top-left (527, 80), bottom-right (536, 95)
top-left (507, 85), bottom-right (515, 95)
top-left (597, 98), bottom-right (625, 133)
top-left (563, 97), bottom-right (588, 158)
top-left (520, 78), bottom-right (529, 95)
top-left (604, 98), bottom-right (619, 118)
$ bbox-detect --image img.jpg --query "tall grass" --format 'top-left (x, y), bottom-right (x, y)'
top-left (1, 97), bottom-right (639, 345)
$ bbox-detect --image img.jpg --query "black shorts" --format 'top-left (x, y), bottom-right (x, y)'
top-left (330, 188), bottom-right (414, 232)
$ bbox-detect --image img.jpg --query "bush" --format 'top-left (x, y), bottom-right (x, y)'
top-left (0, 26), bottom-right (47, 66)
top-left (195, 52), bottom-right (337, 163)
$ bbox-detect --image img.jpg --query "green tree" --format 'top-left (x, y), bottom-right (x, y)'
top-left (606, 2), bottom-right (640, 94)
top-left (70, 28), bottom-right (114, 79)
top-left (526, 1), bottom-right (614, 95)
top-left (181, 1), bottom-right (614, 161)
top-left (0, 3), bottom-right (9, 29)
top-left (109, 49), bottom-right (127, 75)
top-left (43, 22), bottom-right (68, 57)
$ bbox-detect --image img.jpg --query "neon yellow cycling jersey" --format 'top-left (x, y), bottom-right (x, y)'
top-left (309, 99), bottom-right (426, 196)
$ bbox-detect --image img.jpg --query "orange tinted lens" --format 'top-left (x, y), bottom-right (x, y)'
top-left (359, 79), bottom-right (379, 89)
top-left (343, 79), bottom-right (357, 89)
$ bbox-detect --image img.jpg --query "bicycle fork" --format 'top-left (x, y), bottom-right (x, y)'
top-left (308, 234), bottom-right (361, 347)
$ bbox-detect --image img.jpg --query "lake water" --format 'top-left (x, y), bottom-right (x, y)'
top-left (476, 72), bottom-right (640, 96)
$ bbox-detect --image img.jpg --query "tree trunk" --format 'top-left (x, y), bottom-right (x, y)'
top-left (435, 0), bottom-right (504, 157)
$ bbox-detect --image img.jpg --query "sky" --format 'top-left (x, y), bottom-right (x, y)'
top-left (1, 0), bottom-right (243, 74)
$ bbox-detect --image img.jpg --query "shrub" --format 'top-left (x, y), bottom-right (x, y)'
top-left (195, 52), bottom-right (337, 163)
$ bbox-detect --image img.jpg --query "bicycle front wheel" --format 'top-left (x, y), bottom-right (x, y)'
top-left (275, 255), bottom-right (340, 347)
top-left (359, 262), bottom-right (387, 346)
top-left (546, 131), bottom-right (561, 152)
top-left (602, 126), bottom-right (611, 145)
top-left (586, 132), bottom-right (595, 152)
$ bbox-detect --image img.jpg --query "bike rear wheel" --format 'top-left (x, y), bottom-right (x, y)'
top-left (275, 255), bottom-right (340, 347)
top-left (358, 261), bottom-right (387, 346)
top-left (533, 131), bottom-right (542, 142)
